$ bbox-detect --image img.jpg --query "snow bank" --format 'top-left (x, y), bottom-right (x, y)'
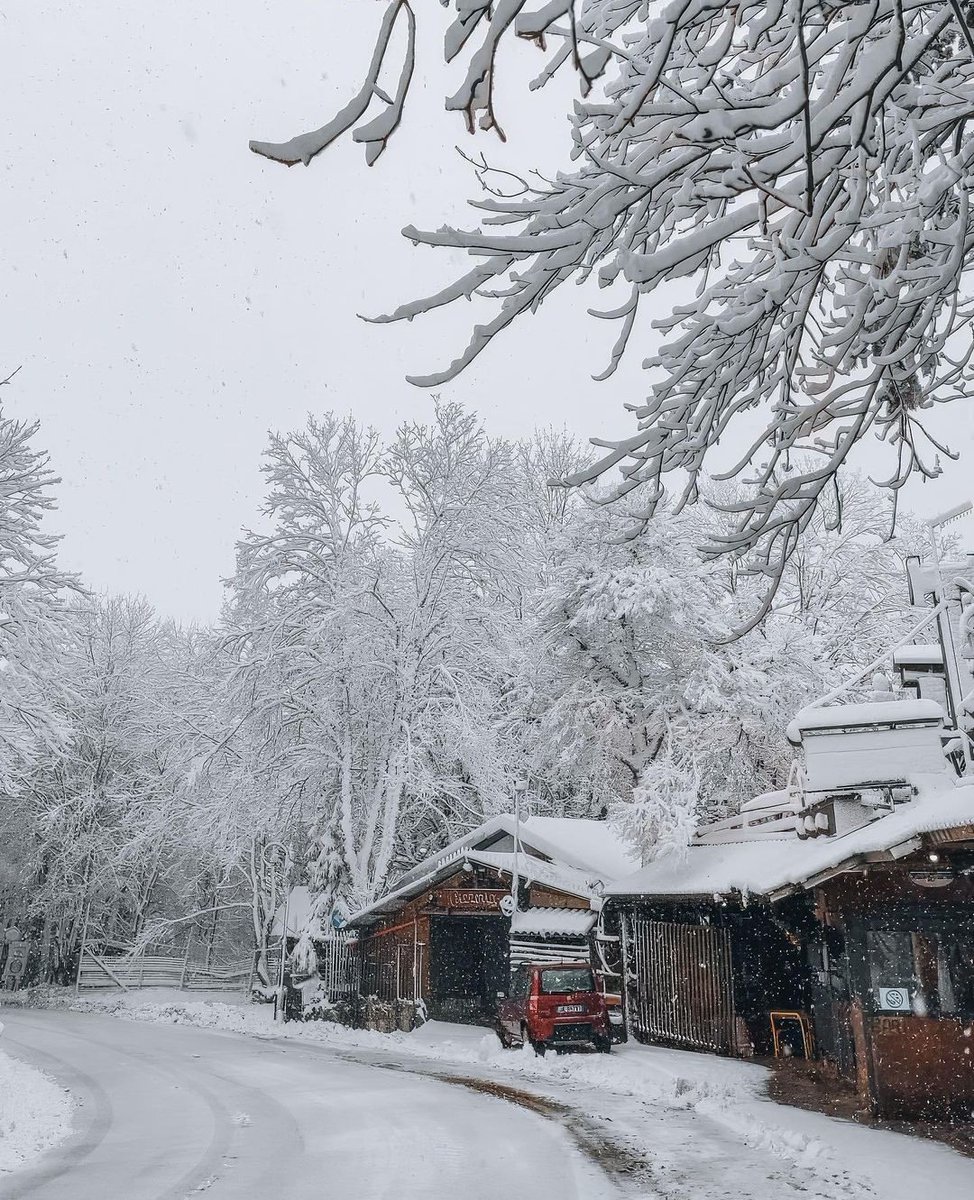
top-left (0, 1025), bottom-right (73, 1175)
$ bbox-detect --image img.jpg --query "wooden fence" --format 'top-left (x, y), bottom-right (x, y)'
top-left (76, 946), bottom-right (253, 992)
top-left (78, 935), bottom-right (357, 996)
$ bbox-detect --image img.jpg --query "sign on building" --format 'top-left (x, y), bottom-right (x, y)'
top-left (433, 888), bottom-right (507, 913)
top-left (876, 986), bottom-right (911, 1012)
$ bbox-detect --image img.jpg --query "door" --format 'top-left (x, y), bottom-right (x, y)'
top-left (429, 916), bottom-right (509, 1024)
top-left (501, 964), bottom-right (531, 1035)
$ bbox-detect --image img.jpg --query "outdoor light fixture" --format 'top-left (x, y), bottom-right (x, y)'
top-left (929, 852), bottom-right (941, 863)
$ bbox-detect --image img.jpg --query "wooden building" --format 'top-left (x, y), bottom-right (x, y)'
top-left (606, 699), bottom-right (974, 1116)
top-left (346, 815), bottom-right (637, 1028)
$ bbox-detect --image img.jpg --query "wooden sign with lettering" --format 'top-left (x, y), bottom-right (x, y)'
top-left (433, 888), bottom-right (507, 913)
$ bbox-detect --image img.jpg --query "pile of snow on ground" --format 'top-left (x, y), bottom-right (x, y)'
top-left (0, 1026), bottom-right (73, 1174)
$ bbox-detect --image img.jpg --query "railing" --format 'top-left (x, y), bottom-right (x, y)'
top-left (692, 808), bottom-right (799, 845)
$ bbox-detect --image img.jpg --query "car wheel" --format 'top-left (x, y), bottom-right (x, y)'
top-left (526, 1029), bottom-right (547, 1057)
top-left (593, 1035), bottom-right (612, 1054)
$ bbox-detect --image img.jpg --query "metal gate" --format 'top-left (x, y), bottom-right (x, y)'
top-left (628, 919), bottom-right (736, 1053)
top-left (316, 935), bottom-right (359, 998)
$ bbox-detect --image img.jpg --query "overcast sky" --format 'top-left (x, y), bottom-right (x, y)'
top-left (4, 2), bottom-right (973, 624)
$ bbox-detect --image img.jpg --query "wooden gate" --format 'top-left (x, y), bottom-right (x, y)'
top-left (628, 919), bottom-right (736, 1053)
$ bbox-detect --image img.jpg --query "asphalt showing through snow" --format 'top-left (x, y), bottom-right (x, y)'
top-left (0, 1009), bottom-right (623, 1200)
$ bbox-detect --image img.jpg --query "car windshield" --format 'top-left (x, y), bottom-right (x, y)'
top-left (540, 968), bottom-right (594, 995)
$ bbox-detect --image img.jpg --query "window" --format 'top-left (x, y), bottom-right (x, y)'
top-left (510, 968), bottom-right (531, 1000)
top-left (539, 967), bottom-right (594, 995)
top-left (866, 930), bottom-right (914, 993)
top-left (866, 929), bottom-right (974, 1018)
top-left (938, 937), bottom-right (974, 1015)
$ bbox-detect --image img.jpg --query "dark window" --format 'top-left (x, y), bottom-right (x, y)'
top-left (866, 930), bottom-right (924, 1013)
top-left (866, 931), bottom-right (914, 990)
top-left (510, 968), bottom-right (531, 999)
top-left (539, 968), bottom-right (594, 995)
top-left (938, 937), bottom-right (974, 1015)
top-left (866, 929), bottom-right (974, 1018)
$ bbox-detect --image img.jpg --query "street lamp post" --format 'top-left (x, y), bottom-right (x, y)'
top-left (926, 503), bottom-right (973, 775)
top-left (511, 775), bottom-right (528, 915)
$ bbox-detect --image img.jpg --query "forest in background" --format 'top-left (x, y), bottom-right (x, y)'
top-left (0, 397), bottom-right (935, 982)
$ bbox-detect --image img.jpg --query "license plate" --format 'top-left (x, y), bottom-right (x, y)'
top-left (557, 1004), bottom-right (585, 1014)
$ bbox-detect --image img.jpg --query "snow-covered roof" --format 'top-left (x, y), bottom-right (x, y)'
top-left (347, 847), bottom-right (599, 929)
top-left (516, 815), bottom-right (640, 879)
top-left (893, 643), bottom-right (943, 667)
top-left (606, 780), bottom-right (974, 902)
top-left (510, 907), bottom-right (597, 937)
top-left (786, 699), bottom-right (944, 744)
top-left (393, 812), bottom-right (638, 890)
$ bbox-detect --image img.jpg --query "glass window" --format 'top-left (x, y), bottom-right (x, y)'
top-left (539, 967), bottom-right (594, 995)
top-left (867, 929), bottom-right (974, 1018)
top-left (510, 968), bottom-right (530, 999)
top-left (867, 931), bottom-right (914, 990)
top-left (866, 930), bottom-right (923, 1013)
top-left (938, 937), bottom-right (974, 1015)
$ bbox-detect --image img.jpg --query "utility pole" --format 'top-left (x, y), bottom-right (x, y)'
top-left (511, 775), bottom-right (528, 914)
top-left (926, 503), bottom-right (973, 775)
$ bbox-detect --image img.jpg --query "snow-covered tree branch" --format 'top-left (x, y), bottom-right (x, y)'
top-left (252, 2), bottom-right (974, 596)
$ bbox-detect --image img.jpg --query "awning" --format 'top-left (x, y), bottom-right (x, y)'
top-left (510, 907), bottom-right (597, 938)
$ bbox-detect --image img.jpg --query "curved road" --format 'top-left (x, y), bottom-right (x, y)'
top-left (0, 1009), bottom-right (621, 1200)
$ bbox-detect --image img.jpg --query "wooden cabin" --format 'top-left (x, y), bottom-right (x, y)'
top-left (607, 698), bottom-right (974, 1116)
top-left (346, 815), bottom-right (637, 1029)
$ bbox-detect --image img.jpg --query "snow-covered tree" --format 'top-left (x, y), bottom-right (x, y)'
top-left (224, 403), bottom-right (529, 914)
top-left (514, 490), bottom-right (821, 852)
top-left (0, 397), bottom-right (80, 958)
top-left (18, 597), bottom-right (226, 980)
top-left (254, 2), bottom-right (974, 597)
top-left (0, 399), bottom-right (77, 800)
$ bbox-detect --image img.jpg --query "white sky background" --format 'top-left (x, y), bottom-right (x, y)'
top-left (3, 1), bottom-right (973, 624)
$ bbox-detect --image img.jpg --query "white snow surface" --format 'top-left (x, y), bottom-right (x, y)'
top-left (516, 815), bottom-right (641, 879)
top-left (892, 643), bottom-right (943, 665)
top-left (0, 1030), bottom-right (73, 1174)
top-left (509, 907), bottom-right (597, 936)
top-left (392, 813), bottom-right (638, 891)
top-left (787, 698), bottom-right (944, 741)
top-left (45, 990), bottom-right (974, 1200)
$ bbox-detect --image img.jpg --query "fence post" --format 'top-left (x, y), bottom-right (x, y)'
top-left (74, 904), bottom-right (90, 995)
top-left (180, 925), bottom-right (195, 990)
top-left (619, 913), bottom-right (635, 1043)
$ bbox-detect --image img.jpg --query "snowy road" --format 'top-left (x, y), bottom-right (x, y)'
top-left (4, 1006), bottom-right (974, 1200)
top-left (0, 1010), bottom-right (618, 1200)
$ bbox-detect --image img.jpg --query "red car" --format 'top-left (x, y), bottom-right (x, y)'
top-left (496, 962), bottom-right (612, 1054)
